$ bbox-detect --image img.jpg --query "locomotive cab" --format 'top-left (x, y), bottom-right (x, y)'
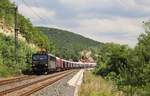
top-left (32, 53), bottom-right (49, 74)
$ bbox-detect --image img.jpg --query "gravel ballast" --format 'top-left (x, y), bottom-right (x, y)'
top-left (31, 71), bottom-right (77, 96)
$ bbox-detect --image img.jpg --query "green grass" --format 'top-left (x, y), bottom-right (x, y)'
top-left (79, 71), bottom-right (124, 96)
top-left (0, 65), bottom-right (17, 77)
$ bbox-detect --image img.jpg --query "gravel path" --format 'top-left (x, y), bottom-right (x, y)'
top-left (31, 71), bottom-right (77, 96)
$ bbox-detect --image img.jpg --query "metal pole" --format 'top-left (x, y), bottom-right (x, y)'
top-left (14, 6), bottom-right (18, 64)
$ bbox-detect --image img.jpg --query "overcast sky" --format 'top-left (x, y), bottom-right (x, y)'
top-left (11, 0), bottom-right (150, 47)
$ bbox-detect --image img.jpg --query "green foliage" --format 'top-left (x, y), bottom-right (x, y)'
top-left (94, 43), bottom-right (130, 76)
top-left (0, 0), bottom-right (56, 53)
top-left (0, 0), bottom-right (57, 76)
top-left (38, 27), bottom-right (103, 60)
top-left (18, 15), bottom-right (56, 52)
top-left (0, 33), bottom-right (35, 77)
top-left (94, 21), bottom-right (150, 95)
top-left (0, 0), bottom-right (15, 26)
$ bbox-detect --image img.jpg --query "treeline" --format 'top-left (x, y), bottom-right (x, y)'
top-left (38, 27), bottom-right (103, 61)
top-left (94, 22), bottom-right (150, 95)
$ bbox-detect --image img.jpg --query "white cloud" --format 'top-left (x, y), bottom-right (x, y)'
top-left (68, 17), bottom-right (145, 47)
top-left (120, 0), bottom-right (150, 13)
top-left (11, 0), bottom-right (150, 47)
top-left (60, 0), bottom-right (150, 17)
top-left (60, 0), bottom-right (110, 6)
top-left (59, 0), bottom-right (114, 10)
top-left (78, 18), bottom-right (142, 34)
top-left (18, 4), bottom-right (55, 23)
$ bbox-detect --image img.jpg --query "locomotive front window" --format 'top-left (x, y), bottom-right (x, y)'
top-left (32, 54), bottom-right (48, 61)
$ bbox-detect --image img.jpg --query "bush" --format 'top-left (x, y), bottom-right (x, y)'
top-left (0, 33), bottom-right (35, 77)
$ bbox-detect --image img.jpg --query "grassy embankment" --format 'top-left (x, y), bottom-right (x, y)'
top-left (79, 71), bottom-right (124, 96)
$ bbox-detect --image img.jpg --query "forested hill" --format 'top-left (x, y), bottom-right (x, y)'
top-left (37, 27), bottom-right (103, 60)
top-left (38, 27), bottom-right (102, 48)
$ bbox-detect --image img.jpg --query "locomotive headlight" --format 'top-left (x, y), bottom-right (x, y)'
top-left (45, 64), bottom-right (48, 66)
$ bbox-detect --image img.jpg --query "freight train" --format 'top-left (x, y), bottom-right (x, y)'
top-left (32, 52), bottom-right (96, 74)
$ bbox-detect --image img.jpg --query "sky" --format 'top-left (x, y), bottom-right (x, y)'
top-left (11, 0), bottom-right (150, 47)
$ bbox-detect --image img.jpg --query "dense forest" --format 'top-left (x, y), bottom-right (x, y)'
top-left (94, 21), bottom-right (150, 95)
top-left (38, 27), bottom-right (103, 61)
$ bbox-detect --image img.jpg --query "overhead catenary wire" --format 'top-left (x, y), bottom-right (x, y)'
top-left (21, 0), bottom-right (50, 24)
top-left (19, 0), bottom-right (41, 24)
top-left (33, 0), bottom-right (40, 8)
top-left (32, 0), bottom-right (54, 26)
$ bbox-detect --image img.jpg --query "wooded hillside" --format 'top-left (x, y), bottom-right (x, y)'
top-left (38, 27), bottom-right (103, 61)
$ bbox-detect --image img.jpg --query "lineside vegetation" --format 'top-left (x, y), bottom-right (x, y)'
top-left (93, 21), bottom-right (150, 95)
top-left (79, 71), bottom-right (124, 96)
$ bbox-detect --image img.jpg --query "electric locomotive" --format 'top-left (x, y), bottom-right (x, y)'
top-left (32, 52), bottom-right (57, 74)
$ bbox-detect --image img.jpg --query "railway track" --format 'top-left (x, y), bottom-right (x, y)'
top-left (0, 70), bottom-right (75, 96)
top-left (0, 76), bottom-right (36, 86)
